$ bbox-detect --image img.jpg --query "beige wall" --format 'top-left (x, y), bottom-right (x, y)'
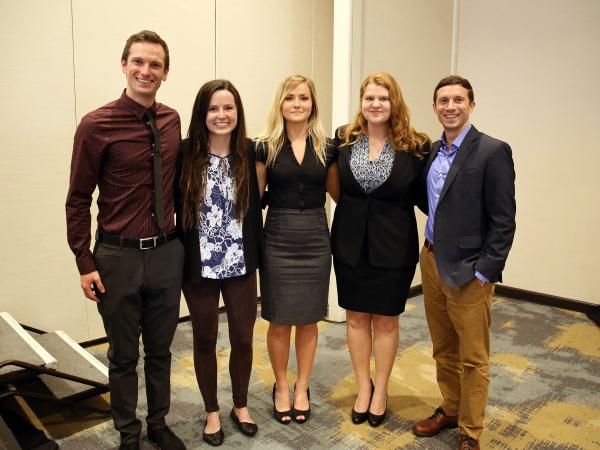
top-left (1, 0), bottom-right (597, 343)
top-left (0, 0), bottom-right (85, 336)
top-left (456, 0), bottom-right (600, 303)
top-left (360, 0), bottom-right (455, 286)
top-left (72, 0), bottom-right (216, 339)
top-left (0, 0), bottom-right (333, 342)
top-left (358, 0), bottom-right (599, 304)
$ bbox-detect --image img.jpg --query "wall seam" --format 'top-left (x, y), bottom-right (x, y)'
top-left (214, 0), bottom-right (217, 78)
top-left (451, 0), bottom-right (460, 73)
top-left (69, 0), bottom-right (90, 342)
top-left (70, 0), bottom-right (78, 126)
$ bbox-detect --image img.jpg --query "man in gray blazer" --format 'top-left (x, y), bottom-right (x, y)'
top-left (412, 75), bottom-right (516, 450)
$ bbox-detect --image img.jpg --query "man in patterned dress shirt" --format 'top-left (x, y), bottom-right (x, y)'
top-left (66, 30), bottom-right (185, 450)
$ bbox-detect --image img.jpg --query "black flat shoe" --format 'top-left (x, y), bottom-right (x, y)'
top-left (368, 396), bottom-right (387, 428)
top-left (272, 384), bottom-right (292, 425)
top-left (351, 379), bottom-right (374, 424)
top-left (202, 420), bottom-right (224, 447)
top-left (230, 408), bottom-right (258, 437)
top-left (292, 384), bottom-right (311, 424)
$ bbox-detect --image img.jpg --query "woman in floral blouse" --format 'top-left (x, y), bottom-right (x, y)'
top-left (177, 80), bottom-right (263, 446)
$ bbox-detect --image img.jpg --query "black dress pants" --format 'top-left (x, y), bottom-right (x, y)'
top-left (94, 239), bottom-right (184, 442)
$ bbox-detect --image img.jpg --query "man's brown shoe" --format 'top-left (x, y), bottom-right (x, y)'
top-left (459, 434), bottom-right (480, 450)
top-left (412, 407), bottom-right (459, 437)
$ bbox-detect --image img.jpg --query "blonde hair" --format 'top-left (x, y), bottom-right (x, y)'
top-left (340, 72), bottom-right (429, 156)
top-left (256, 75), bottom-right (327, 166)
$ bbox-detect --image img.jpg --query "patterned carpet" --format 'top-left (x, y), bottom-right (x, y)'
top-left (39, 295), bottom-right (600, 449)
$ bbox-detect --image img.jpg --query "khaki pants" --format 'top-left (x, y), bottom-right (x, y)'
top-left (420, 246), bottom-right (494, 439)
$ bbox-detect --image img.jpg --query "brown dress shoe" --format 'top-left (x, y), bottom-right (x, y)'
top-left (459, 434), bottom-right (480, 450)
top-left (412, 407), bottom-right (459, 437)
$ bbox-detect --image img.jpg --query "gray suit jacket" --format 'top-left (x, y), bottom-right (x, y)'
top-left (421, 125), bottom-right (516, 288)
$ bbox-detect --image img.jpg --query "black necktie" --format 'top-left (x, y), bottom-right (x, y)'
top-left (145, 110), bottom-right (165, 231)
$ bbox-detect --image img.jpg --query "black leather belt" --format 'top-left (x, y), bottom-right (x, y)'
top-left (97, 229), bottom-right (178, 250)
top-left (424, 239), bottom-right (434, 253)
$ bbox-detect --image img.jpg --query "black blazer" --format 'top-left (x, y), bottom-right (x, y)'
top-left (175, 138), bottom-right (263, 282)
top-left (420, 125), bottom-right (516, 287)
top-left (331, 128), bottom-right (428, 269)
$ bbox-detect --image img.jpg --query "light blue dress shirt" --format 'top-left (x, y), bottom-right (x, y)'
top-left (424, 124), bottom-right (488, 283)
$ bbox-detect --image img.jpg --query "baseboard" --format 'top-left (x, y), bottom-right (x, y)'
top-left (494, 285), bottom-right (596, 313)
top-left (80, 288), bottom-right (596, 346)
top-left (408, 283), bottom-right (596, 314)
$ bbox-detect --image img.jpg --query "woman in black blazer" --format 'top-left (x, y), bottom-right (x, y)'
top-left (328, 72), bottom-right (429, 427)
top-left (177, 80), bottom-right (263, 446)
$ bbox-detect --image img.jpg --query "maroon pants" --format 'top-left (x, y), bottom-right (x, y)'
top-left (182, 271), bottom-right (257, 412)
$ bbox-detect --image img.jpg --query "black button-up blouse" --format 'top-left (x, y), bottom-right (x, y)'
top-left (256, 137), bottom-right (335, 209)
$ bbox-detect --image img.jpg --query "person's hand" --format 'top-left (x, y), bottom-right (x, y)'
top-left (80, 271), bottom-right (105, 302)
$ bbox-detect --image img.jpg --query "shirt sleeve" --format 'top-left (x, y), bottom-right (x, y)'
top-left (65, 114), bottom-right (104, 275)
top-left (475, 271), bottom-right (490, 283)
top-left (325, 138), bottom-right (339, 167)
top-left (254, 140), bottom-right (268, 164)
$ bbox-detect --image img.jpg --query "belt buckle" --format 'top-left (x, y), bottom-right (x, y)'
top-left (139, 236), bottom-right (157, 250)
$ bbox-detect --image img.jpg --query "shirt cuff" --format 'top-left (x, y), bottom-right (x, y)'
top-left (76, 254), bottom-right (97, 275)
top-left (475, 271), bottom-right (489, 283)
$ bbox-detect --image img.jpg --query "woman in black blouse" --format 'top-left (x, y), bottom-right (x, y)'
top-left (328, 72), bottom-right (429, 427)
top-left (255, 75), bottom-right (332, 425)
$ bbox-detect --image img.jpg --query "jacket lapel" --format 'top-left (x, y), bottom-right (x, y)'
top-left (371, 149), bottom-right (406, 195)
top-left (340, 145), bottom-right (367, 195)
top-left (423, 141), bottom-right (441, 183)
top-left (438, 126), bottom-right (480, 203)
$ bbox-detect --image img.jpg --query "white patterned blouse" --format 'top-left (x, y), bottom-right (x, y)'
top-left (349, 135), bottom-right (395, 193)
top-left (197, 153), bottom-right (246, 279)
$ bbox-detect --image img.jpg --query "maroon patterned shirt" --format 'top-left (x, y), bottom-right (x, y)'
top-left (66, 90), bottom-right (181, 274)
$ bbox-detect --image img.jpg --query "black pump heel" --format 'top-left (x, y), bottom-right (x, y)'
top-left (351, 379), bottom-right (374, 424)
top-left (272, 384), bottom-right (292, 425)
top-left (292, 384), bottom-right (311, 424)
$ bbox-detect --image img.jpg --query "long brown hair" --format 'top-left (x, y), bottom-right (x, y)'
top-left (180, 80), bottom-right (249, 230)
top-left (340, 72), bottom-right (429, 156)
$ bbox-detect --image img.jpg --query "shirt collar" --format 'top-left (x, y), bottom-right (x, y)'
top-left (440, 123), bottom-right (472, 153)
top-left (118, 89), bottom-right (157, 120)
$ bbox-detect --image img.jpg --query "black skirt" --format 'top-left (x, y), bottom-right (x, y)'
top-left (260, 207), bottom-right (331, 325)
top-left (334, 238), bottom-right (416, 316)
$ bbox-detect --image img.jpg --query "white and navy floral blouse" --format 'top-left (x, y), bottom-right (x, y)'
top-left (198, 154), bottom-right (246, 279)
top-left (349, 135), bottom-right (395, 193)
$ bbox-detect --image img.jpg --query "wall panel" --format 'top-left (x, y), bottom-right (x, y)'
top-left (0, 1), bottom-right (86, 337)
top-left (216, 0), bottom-right (319, 137)
top-left (360, 0), bottom-right (454, 285)
top-left (71, 0), bottom-right (216, 338)
top-left (457, 0), bottom-right (600, 303)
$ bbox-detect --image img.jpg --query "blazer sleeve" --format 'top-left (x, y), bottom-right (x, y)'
top-left (474, 140), bottom-right (516, 281)
top-left (413, 142), bottom-right (430, 213)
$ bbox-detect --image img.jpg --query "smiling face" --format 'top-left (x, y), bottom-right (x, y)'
top-left (121, 41), bottom-right (168, 107)
top-left (281, 82), bottom-right (312, 125)
top-left (433, 84), bottom-right (475, 136)
top-left (361, 83), bottom-right (391, 126)
top-left (205, 89), bottom-right (238, 138)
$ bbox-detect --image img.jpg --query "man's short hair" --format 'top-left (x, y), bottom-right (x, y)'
top-left (121, 30), bottom-right (170, 70)
top-left (434, 75), bottom-right (474, 103)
